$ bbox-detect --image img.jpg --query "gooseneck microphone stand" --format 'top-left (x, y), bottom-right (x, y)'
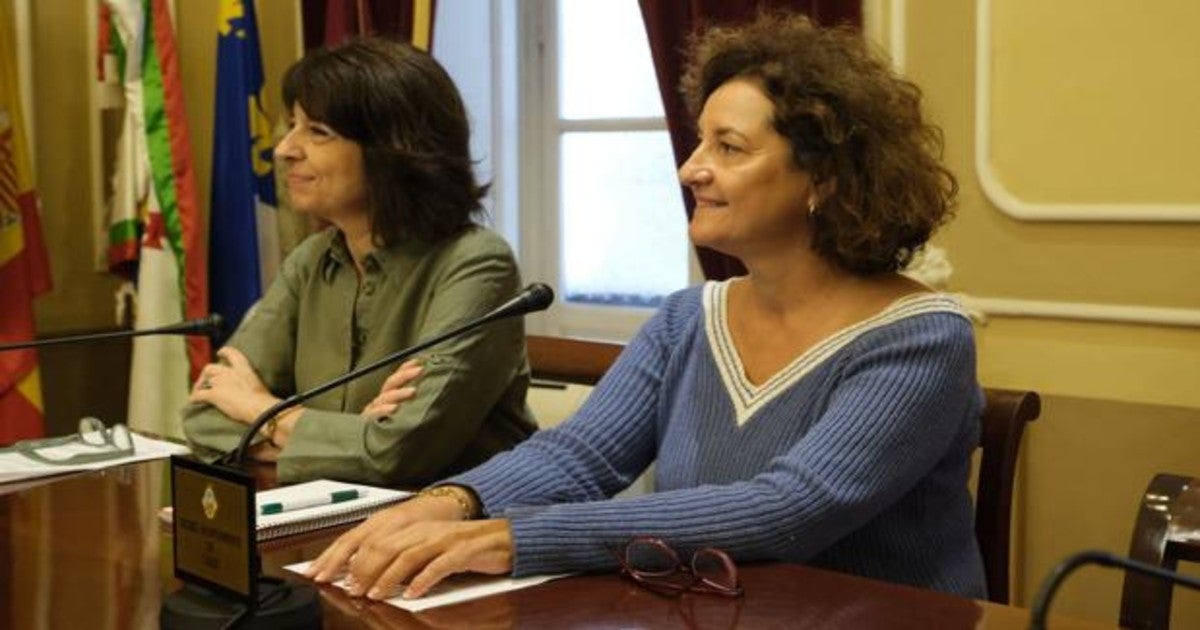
top-left (221, 282), bottom-right (555, 467)
top-left (162, 284), bottom-right (554, 630)
top-left (0, 314), bottom-right (224, 351)
top-left (1029, 549), bottom-right (1200, 630)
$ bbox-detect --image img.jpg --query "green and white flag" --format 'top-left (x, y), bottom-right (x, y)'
top-left (103, 0), bottom-right (208, 438)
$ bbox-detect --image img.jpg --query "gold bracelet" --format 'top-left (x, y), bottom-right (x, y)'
top-left (262, 415), bottom-right (280, 447)
top-left (418, 485), bottom-right (479, 520)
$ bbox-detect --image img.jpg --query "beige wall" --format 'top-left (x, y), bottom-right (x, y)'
top-left (29, 0), bottom-right (300, 334)
top-left (874, 0), bottom-right (1200, 624)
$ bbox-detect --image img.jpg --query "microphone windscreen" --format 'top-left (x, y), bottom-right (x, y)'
top-left (524, 283), bottom-right (555, 312)
top-left (204, 313), bottom-right (225, 335)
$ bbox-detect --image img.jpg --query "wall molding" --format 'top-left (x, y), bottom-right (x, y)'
top-left (962, 296), bottom-right (1200, 329)
top-left (888, 0), bottom-right (906, 71)
top-left (881, 1), bottom-right (1200, 328)
top-left (863, 0), bottom-right (906, 72)
top-left (974, 0), bottom-right (1200, 222)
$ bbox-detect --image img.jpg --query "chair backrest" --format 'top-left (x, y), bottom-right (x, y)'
top-left (525, 336), bottom-right (1040, 604)
top-left (976, 388), bottom-right (1041, 604)
top-left (527, 335), bottom-right (658, 496)
top-left (527, 335), bottom-right (621, 386)
top-left (1119, 472), bottom-right (1195, 629)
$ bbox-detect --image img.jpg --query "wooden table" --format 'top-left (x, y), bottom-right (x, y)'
top-left (1, 459), bottom-right (1113, 629)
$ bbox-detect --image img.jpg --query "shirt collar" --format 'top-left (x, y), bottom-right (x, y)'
top-left (320, 229), bottom-right (349, 283)
top-left (319, 228), bottom-right (436, 282)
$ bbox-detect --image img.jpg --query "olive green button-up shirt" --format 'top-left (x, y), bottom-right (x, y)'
top-left (182, 226), bottom-right (536, 485)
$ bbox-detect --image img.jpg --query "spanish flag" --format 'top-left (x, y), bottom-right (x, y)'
top-left (0, 2), bottom-right (53, 444)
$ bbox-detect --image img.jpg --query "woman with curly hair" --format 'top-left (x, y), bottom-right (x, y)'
top-left (306, 14), bottom-right (986, 600)
top-left (183, 38), bottom-right (536, 486)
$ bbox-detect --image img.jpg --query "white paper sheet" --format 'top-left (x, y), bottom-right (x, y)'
top-left (0, 432), bottom-right (190, 486)
top-left (285, 560), bottom-right (568, 612)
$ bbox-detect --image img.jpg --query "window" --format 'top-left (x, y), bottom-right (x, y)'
top-left (435, 1), bottom-right (699, 342)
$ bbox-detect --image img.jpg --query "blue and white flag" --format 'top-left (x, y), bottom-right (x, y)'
top-left (210, 0), bottom-right (278, 343)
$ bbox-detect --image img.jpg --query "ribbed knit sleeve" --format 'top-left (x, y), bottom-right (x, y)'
top-left (450, 287), bottom-right (984, 596)
top-left (448, 287), bottom-right (697, 508)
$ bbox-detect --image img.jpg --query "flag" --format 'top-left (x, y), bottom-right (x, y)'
top-left (209, 0), bottom-right (279, 343)
top-left (104, 0), bottom-right (209, 439)
top-left (0, 2), bottom-right (53, 444)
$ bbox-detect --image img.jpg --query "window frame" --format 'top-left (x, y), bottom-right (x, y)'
top-left (513, 0), bottom-right (701, 341)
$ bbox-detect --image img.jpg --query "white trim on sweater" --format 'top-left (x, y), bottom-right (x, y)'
top-left (703, 280), bottom-right (970, 426)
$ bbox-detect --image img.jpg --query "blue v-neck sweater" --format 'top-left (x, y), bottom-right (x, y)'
top-left (451, 281), bottom-right (987, 598)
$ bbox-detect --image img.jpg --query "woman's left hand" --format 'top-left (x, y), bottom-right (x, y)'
top-left (361, 359), bottom-right (423, 418)
top-left (188, 347), bottom-right (280, 424)
top-left (342, 519), bottom-right (514, 600)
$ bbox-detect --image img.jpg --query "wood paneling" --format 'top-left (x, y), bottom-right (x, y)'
top-left (36, 329), bottom-right (131, 437)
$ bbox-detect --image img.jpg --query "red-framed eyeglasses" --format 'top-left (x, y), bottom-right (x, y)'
top-left (611, 536), bottom-right (744, 598)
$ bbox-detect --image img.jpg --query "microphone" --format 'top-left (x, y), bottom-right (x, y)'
top-left (219, 282), bottom-right (555, 466)
top-left (0, 314), bottom-right (224, 351)
top-left (1029, 549), bottom-right (1200, 629)
top-left (164, 287), bottom-right (550, 628)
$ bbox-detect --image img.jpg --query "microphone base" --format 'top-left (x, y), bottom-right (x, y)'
top-left (160, 578), bottom-right (321, 630)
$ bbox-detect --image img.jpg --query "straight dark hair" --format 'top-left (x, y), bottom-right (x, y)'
top-left (282, 38), bottom-right (486, 246)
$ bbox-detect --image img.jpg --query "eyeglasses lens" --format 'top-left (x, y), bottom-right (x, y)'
top-left (111, 424), bottom-right (133, 451)
top-left (626, 539), bottom-right (679, 577)
top-left (77, 417), bottom-right (109, 447)
top-left (692, 549), bottom-right (738, 591)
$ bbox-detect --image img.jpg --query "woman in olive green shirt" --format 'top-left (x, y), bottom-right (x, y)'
top-left (183, 39), bottom-right (536, 485)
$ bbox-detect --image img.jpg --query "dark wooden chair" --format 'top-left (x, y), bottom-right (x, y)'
top-left (1119, 473), bottom-right (1200, 629)
top-left (525, 335), bottom-right (1039, 604)
top-left (975, 388), bottom-right (1041, 604)
top-left (527, 335), bottom-right (622, 386)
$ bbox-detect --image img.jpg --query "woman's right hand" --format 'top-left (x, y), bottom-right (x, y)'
top-left (305, 490), bottom-right (466, 583)
top-left (189, 347), bottom-right (280, 424)
top-left (361, 359), bottom-right (423, 418)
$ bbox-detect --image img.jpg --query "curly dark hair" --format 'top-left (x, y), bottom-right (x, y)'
top-left (282, 38), bottom-right (486, 246)
top-left (681, 13), bottom-right (957, 275)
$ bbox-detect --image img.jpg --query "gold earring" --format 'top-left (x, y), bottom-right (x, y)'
top-left (807, 198), bottom-right (818, 217)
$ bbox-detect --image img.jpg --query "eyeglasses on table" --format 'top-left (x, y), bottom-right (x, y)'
top-left (1, 417), bottom-right (134, 465)
top-left (611, 536), bottom-right (744, 598)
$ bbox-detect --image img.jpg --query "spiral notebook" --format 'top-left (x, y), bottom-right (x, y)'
top-left (255, 479), bottom-right (412, 540)
top-left (160, 479), bottom-right (412, 541)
